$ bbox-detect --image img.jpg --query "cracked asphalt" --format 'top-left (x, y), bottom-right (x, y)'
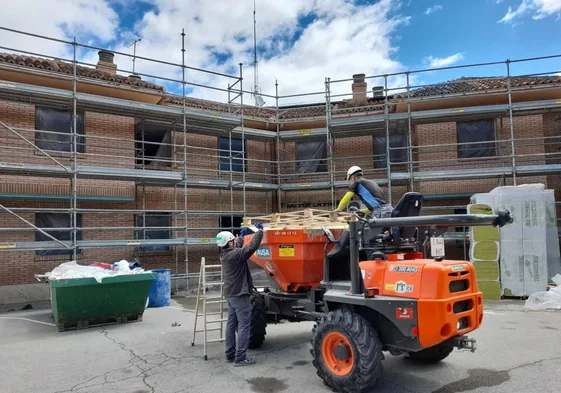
top-left (1, 299), bottom-right (560, 393)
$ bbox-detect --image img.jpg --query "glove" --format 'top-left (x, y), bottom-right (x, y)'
top-left (255, 222), bottom-right (263, 230)
top-left (240, 228), bottom-right (247, 237)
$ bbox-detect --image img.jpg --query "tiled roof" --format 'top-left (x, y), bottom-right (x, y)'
top-left (0, 52), bottom-right (165, 92)
top-left (405, 76), bottom-right (561, 98)
top-left (2, 50), bottom-right (560, 120)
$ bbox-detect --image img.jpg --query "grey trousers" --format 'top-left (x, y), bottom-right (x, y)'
top-left (225, 294), bottom-right (252, 361)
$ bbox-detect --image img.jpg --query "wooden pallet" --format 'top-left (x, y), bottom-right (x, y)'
top-left (243, 209), bottom-right (355, 230)
top-left (56, 313), bottom-right (144, 332)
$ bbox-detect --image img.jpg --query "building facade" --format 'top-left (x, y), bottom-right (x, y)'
top-left (1, 44), bottom-right (560, 304)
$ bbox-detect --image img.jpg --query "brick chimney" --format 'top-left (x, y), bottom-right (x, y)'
top-left (352, 73), bottom-right (367, 103)
top-left (96, 50), bottom-right (117, 75)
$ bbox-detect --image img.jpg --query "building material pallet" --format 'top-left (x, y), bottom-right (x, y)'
top-left (243, 208), bottom-right (353, 230)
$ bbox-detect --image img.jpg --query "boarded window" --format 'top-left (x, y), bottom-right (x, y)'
top-left (372, 134), bottom-right (408, 168)
top-left (35, 106), bottom-right (85, 153)
top-left (219, 137), bottom-right (247, 172)
top-left (457, 119), bottom-right (497, 158)
top-left (35, 213), bottom-right (83, 256)
top-left (134, 212), bottom-right (171, 252)
top-left (296, 140), bottom-right (328, 173)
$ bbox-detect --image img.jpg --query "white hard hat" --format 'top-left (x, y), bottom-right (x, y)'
top-left (216, 231), bottom-right (235, 247)
top-left (346, 165), bottom-right (363, 180)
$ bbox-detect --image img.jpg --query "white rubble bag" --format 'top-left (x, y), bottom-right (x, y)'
top-left (524, 274), bottom-right (561, 310)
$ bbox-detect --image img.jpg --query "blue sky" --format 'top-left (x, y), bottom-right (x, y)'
top-left (1, 0), bottom-right (560, 104)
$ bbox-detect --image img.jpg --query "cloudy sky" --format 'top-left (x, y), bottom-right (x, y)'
top-left (1, 0), bottom-right (560, 105)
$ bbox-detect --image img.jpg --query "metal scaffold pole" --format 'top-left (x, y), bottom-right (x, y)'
top-left (384, 75), bottom-right (392, 203)
top-left (240, 63), bottom-right (246, 216)
top-left (71, 37), bottom-right (78, 261)
top-left (506, 60), bottom-right (517, 185)
top-left (406, 72), bottom-right (413, 192)
top-left (275, 80), bottom-right (281, 212)
top-left (325, 77), bottom-right (335, 208)
top-left (181, 28), bottom-right (190, 292)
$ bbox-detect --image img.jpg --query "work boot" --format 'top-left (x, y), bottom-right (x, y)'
top-left (234, 357), bottom-right (256, 367)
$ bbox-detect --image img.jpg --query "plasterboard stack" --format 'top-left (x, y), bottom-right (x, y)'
top-left (467, 203), bottom-right (501, 300)
top-left (470, 184), bottom-right (561, 298)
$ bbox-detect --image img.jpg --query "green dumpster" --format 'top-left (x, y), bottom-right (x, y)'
top-left (49, 272), bottom-right (156, 332)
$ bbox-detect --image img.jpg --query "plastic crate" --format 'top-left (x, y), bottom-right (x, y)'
top-left (49, 272), bottom-right (156, 332)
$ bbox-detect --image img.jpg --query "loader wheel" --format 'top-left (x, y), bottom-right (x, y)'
top-left (248, 291), bottom-right (267, 349)
top-left (310, 308), bottom-right (384, 393)
top-left (407, 338), bottom-right (454, 364)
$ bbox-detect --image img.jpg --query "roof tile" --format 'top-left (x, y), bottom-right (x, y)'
top-left (0, 52), bottom-right (165, 92)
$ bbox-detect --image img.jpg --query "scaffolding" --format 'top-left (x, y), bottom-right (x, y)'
top-left (1, 26), bottom-right (561, 289)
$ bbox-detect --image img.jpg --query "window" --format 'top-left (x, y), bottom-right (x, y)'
top-left (218, 137), bottom-right (247, 172)
top-left (35, 106), bottom-right (85, 153)
top-left (373, 134), bottom-right (408, 168)
top-left (296, 140), bottom-right (328, 173)
top-left (135, 122), bottom-right (172, 168)
top-left (35, 213), bottom-right (82, 256)
top-left (454, 208), bottom-right (468, 233)
top-left (457, 119), bottom-right (497, 158)
top-left (134, 213), bottom-right (171, 252)
top-left (220, 215), bottom-right (244, 236)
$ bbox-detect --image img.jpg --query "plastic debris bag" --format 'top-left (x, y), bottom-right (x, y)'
top-left (524, 274), bottom-right (561, 310)
top-left (46, 260), bottom-right (145, 284)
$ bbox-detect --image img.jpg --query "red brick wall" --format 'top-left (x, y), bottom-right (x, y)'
top-left (0, 99), bottom-right (136, 196)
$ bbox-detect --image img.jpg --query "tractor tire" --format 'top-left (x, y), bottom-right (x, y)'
top-left (310, 308), bottom-right (385, 393)
top-left (407, 338), bottom-right (454, 364)
top-left (248, 291), bottom-right (267, 349)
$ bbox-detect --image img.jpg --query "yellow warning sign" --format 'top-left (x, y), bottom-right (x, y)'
top-left (385, 284), bottom-right (395, 291)
top-left (297, 129), bottom-right (313, 135)
top-left (279, 244), bottom-right (295, 257)
top-left (0, 243), bottom-right (16, 249)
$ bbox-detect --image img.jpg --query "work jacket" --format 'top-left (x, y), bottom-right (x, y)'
top-left (220, 229), bottom-right (264, 298)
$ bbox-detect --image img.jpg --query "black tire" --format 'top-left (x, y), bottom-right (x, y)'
top-left (310, 308), bottom-right (385, 393)
top-left (248, 291), bottom-right (267, 349)
top-left (407, 338), bottom-right (454, 364)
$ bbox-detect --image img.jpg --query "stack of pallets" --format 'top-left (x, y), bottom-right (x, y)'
top-left (242, 209), bottom-right (355, 230)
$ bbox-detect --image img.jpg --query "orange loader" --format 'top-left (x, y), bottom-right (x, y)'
top-left (242, 192), bottom-right (512, 393)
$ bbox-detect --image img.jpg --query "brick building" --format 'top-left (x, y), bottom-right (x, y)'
top-left (1, 46), bottom-right (560, 305)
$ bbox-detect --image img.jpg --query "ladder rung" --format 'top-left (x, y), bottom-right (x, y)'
top-left (207, 338), bottom-right (226, 343)
top-left (205, 265), bottom-right (222, 269)
top-left (206, 318), bottom-right (228, 323)
top-left (195, 327), bottom-right (224, 333)
top-left (202, 312), bottom-right (225, 316)
top-left (204, 296), bottom-right (224, 300)
top-left (206, 300), bottom-right (227, 304)
top-left (205, 282), bottom-right (224, 286)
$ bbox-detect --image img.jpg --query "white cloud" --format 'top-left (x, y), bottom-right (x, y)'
top-left (0, 0), bottom-right (414, 105)
top-left (499, 0), bottom-right (561, 22)
top-left (426, 53), bottom-right (465, 68)
top-left (0, 0), bottom-right (119, 60)
top-left (424, 5), bottom-right (443, 15)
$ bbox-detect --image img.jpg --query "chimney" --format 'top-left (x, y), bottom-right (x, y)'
top-left (96, 50), bottom-right (117, 75)
top-left (352, 73), bottom-right (367, 103)
top-left (372, 86), bottom-right (384, 98)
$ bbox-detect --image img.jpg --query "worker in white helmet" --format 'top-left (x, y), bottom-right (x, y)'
top-left (334, 165), bottom-right (392, 218)
top-left (215, 221), bottom-right (264, 366)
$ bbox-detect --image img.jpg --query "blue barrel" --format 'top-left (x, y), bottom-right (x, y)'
top-left (147, 269), bottom-right (171, 307)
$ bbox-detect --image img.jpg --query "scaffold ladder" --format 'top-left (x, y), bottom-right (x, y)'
top-left (190, 257), bottom-right (227, 360)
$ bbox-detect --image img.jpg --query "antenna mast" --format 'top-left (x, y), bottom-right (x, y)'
top-left (253, 0), bottom-right (259, 106)
top-left (128, 37), bottom-right (142, 74)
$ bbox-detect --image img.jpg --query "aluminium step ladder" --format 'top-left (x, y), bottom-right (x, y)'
top-left (190, 257), bottom-right (227, 360)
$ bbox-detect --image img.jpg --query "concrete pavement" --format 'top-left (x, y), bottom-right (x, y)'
top-left (1, 298), bottom-right (560, 393)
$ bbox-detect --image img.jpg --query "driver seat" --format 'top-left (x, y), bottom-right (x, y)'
top-left (389, 192), bottom-right (424, 243)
